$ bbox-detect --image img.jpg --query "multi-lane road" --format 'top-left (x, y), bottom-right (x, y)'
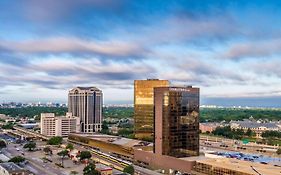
top-left (2, 143), bottom-right (67, 175)
top-left (200, 135), bottom-right (279, 157)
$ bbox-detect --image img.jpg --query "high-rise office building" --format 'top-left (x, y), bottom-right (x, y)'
top-left (154, 86), bottom-right (200, 158)
top-left (68, 87), bottom-right (103, 133)
top-left (134, 79), bottom-right (169, 140)
top-left (40, 112), bottom-right (80, 137)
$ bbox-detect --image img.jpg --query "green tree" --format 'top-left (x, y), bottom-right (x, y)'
top-left (100, 121), bottom-right (109, 134)
top-left (78, 151), bottom-right (92, 163)
top-left (57, 149), bottom-right (69, 167)
top-left (48, 136), bottom-right (63, 145)
top-left (1, 122), bottom-right (14, 129)
top-left (0, 140), bottom-right (7, 149)
top-left (118, 128), bottom-right (133, 137)
top-left (123, 165), bottom-right (134, 175)
top-left (9, 156), bottom-right (25, 164)
top-left (0, 107), bottom-right (68, 118)
top-left (23, 142), bottom-right (36, 151)
top-left (43, 146), bottom-right (52, 155)
top-left (245, 128), bottom-right (255, 137)
top-left (261, 131), bottom-right (281, 138)
top-left (212, 126), bottom-right (248, 140)
top-left (83, 163), bottom-right (100, 175)
top-left (66, 143), bottom-right (74, 150)
top-left (277, 148), bottom-right (281, 155)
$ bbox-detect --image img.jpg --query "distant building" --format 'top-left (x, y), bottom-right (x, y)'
top-left (18, 123), bottom-right (38, 129)
top-left (134, 79), bottom-right (169, 140)
top-left (154, 86), bottom-right (200, 158)
top-left (0, 162), bottom-right (33, 175)
top-left (95, 164), bottom-right (113, 175)
top-left (0, 114), bottom-right (16, 123)
top-left (230, 120), bottom-right (280, 138)
top-left (40, 113), bottom-right (80, 137)
top-left (200, 123), bottom-right (220, 133)
top-left (108, 125), bottom-right (120, 134)
top-left (68, 87), bottom-right (103, 133)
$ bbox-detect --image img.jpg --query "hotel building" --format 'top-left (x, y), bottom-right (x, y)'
top-left (134, 79), bottom-right (169, 140)
top-left (40, 112), bottom-right (80, 137)
top-left (154, 86), bottom-right (200, 157)
top-left (68, 87), bottom-right (103, 133)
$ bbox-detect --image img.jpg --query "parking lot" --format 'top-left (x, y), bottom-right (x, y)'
top-left (209, 151), bottom-right (281, 167)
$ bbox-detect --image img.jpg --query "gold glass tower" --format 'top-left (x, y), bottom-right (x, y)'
top-left (154, 86), bottom-right (200, 157)
top-left (134, 79), bottom-right (169, 140)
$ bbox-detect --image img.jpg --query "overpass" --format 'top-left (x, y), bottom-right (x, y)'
top-left (13, 126), bottom-right (50, 140)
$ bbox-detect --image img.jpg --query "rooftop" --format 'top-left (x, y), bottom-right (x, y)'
top-left (231, 121), bottom-right (279, 129)
top-left (0, 162), bottom-right (23, 172)
top-left (76, 86), bottom-right (100, 90)
top-left (70, 133), bottom-right (152, 148)
top-left (196, 158), bottom-right (281, 175)
top-left (0, 154), bottom-right (10, 162)
top-left (69, 87), bottom-right (102, 93)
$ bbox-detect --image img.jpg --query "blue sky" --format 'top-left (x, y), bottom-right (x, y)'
top-left (1, 0), bottom-right (281, 106)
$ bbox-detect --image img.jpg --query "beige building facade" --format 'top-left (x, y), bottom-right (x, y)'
top-left (40, 112), bottom-right (80, 137)
top-left (68, 87), bottom-right (103, 133)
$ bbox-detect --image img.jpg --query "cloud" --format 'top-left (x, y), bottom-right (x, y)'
top-left (0, 58), bottom-right (156, 90)
top-left (222, 38), bottom-right (281, 59)
top-left (0, 37), bottom-right (147, 59)
top-left (0, 53), bottom-right (30, 66)
top-left (157, 56), bottom-right (250, 87)
top-left (22, 0), bottom-right (127, 22)
top-left (249, 59), bottom-right (281, 78)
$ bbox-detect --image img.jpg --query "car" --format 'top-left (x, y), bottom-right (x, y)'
top-left (16, 148), bottom-right (20, 151)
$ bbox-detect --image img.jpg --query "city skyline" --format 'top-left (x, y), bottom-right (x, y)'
top-left (1, 1), bottom-right (281, 107)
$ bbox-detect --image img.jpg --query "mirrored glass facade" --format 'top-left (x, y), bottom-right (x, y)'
top-left (134, 79), bottom-right (169, 140)
top-left (154, 86), bottom-right (199, 158)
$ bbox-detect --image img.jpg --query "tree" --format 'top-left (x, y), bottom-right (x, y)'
top-left (100, 121), bottom-right (109, 134)
top-left (9, 156), bottom-right (25, 164)
top-left (245, 128), bottom-right (255, 137)
top-left (118, 128), bottom-right (133, 137)
top-left (83, 163), bottom-right (100, 175)
top-left (66, 143), bottom-right (74, 150)
top-left (48, 136), bottom-right (63, 145)
top-left (23, 142), bottom-right (36, 151)
top-left (43, 146), bottom-right (52, 155)
top-left (1, 122), bottom-right (14, 129)
top-left (78, 151), bottom-right (92, 163)
top-left (123, 165), bottom-right (134, 175)
top-left (57, 149), bottom-right (69, 167)
top-left (261, 131), bottom-right (281, 138)
top-left (0, 140), bottom-right (7, 149)
top-left (277, 148), bottom-right (281, 155)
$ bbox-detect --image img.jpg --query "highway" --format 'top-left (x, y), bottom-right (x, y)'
top-left (200, 135), bottom-right (279, 157)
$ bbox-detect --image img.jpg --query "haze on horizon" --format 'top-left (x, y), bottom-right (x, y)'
top-left (1, 0), bottom-right (281, 107)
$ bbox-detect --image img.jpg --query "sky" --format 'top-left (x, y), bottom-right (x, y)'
top-left (1, 0), bottom-right (281, 107)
